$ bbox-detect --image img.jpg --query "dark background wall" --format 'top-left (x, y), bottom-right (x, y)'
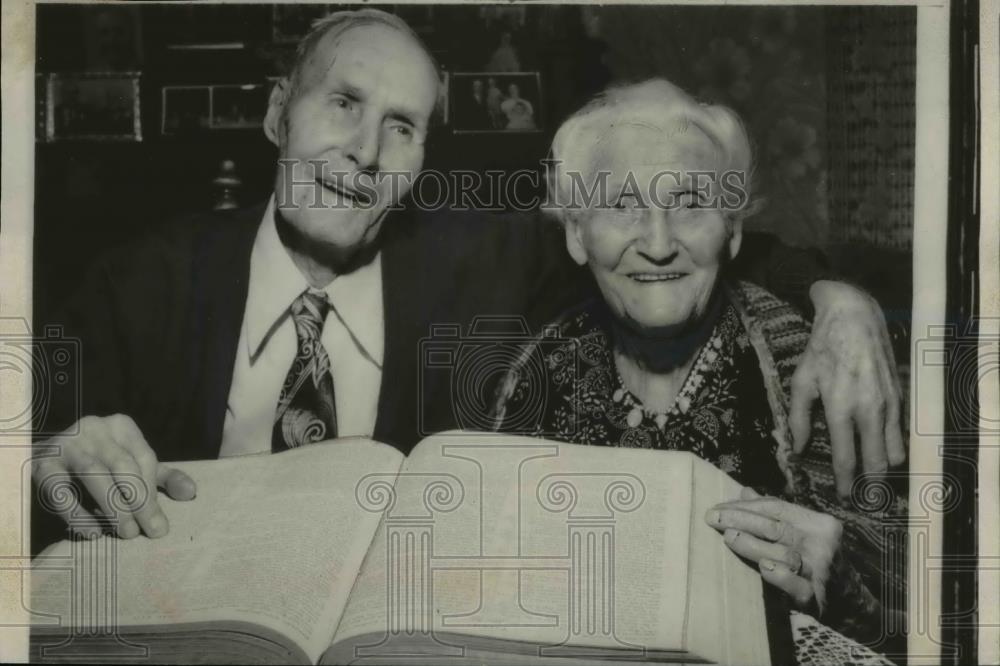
top-left (34, 3), bottom-right (916, 347)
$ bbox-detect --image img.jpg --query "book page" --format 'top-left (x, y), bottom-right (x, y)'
top-left (713, 463), bottom-right (770, 666)
top-left (684, 455), bottom-right (732, 665)
top-left (31, 438), bottom-right (404, 664)
top-left (327, 432), bottom-right (759, 663)
top-left (686, 455), bottom-right (769, 666)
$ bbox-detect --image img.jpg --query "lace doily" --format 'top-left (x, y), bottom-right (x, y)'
top-left (791, 611), bottom-right (896, 666)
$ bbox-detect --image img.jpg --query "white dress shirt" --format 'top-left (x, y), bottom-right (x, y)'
top-left (219, 199), bottom-right (384, 457)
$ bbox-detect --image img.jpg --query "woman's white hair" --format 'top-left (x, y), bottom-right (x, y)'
top-left (546, 78), bottom-right (757, 224)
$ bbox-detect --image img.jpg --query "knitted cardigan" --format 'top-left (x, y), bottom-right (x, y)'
top-left (729, 280), bottom-right (907, 648)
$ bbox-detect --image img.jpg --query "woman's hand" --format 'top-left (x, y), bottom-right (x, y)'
top-left (705, 487), bottom-right (843, 612)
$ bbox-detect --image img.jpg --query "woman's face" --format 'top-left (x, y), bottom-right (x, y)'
top-left (565, 122), bottom-right (742, 338)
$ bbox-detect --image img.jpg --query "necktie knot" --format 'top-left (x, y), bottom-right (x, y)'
top-left (290, 289), bottom-right (330, 339)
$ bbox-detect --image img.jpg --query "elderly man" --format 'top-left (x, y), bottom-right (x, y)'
top-left (32, 9), bottom-right (904, 545)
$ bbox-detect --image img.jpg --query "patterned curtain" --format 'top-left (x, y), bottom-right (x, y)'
top-left (825, 7), bottom-right (917, 252)
top-left (594, 5), bottom-right (830, 248)
top-left (581, 6), bottom-right (916, 254)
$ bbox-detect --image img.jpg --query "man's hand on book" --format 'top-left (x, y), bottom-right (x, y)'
top-left (793, 280), bottom-right (906, 497)
top-left (706, 486), bottom-right (843, 614)
top-left (33, 414), bottom-right (197, 540)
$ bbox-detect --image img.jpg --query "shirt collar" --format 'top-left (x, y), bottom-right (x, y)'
top-left (244, 196), bottom-right (383, 362)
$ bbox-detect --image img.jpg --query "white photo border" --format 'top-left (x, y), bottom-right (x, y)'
top-left (2, 3), bottom-right (994, 665)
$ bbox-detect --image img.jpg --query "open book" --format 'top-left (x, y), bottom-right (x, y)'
top-left (30, 432), bottom-right (776, 665)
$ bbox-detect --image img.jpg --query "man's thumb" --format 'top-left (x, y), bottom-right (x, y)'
top-left (156, 465), bottom-right (197, 501)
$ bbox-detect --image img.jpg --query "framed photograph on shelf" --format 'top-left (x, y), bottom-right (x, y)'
top-left (161, 85), bottom-right (211, 135)
top-left (43, 72), bottom-right (142, 141)
top-left (162, 83), bottom-right (269, 134)
top-left (450, 72), bottom-right (542, 134)
top-left (210, 84), bottom-right (268, 129)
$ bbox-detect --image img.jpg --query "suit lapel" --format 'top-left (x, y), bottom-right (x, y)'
top-left (182, 204), bottom-right (426, 457)
top-left (187, 204), bottom-right (263, 459)
top-left (373, 209), bottom-right (427, 453)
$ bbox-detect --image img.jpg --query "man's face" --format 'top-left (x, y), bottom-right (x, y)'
top-left (265, 24), bottom-right (439, 269)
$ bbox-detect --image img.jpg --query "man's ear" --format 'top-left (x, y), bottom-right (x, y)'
top-left (727, 216), bottom-right (743, 260)
top-left (564, 212), bottom-right (589, 266)
top-left (263, 77), bottom-right (290, 147)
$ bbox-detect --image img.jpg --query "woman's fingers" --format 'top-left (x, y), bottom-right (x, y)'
top-left (706, 506), bottom-right (805, 549)
top-left (759, 559), bottom-right (815, 608)
top-left (723, 529), bottom-right (808, 576)
top-left (712, 497), bottom-right (801, 521)
top-left (707, 495), bottom-right (843, 612)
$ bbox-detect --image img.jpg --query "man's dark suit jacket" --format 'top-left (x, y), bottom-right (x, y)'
top-left (38, 201), bottom-right (832, 456)
top-left (32, 202), bottom-right (829, 547)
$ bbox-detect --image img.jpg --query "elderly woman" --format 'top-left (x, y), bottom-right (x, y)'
top-left (492, 79), bottom-right (906, 662)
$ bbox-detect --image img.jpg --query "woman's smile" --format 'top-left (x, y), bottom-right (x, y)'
top-left (626, 271), bottom-right (688, 282)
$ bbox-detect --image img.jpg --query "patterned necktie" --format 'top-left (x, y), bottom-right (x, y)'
top-left (272, 289), bottom-right (338, 452)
